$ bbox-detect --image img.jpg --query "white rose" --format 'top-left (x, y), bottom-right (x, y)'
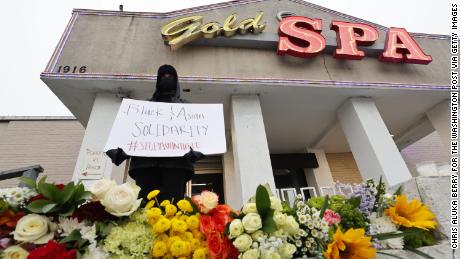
top-left (251, 230), bottom-right (265, 241)
top-left (242, 203), bottom-right (258, 214)
top-left (241, 248), bottom-right (259, 259)
top-left (242, 213), bottom-right (262, 233)
top-left (229, 219), bottom-right (244, 238)
top-left (233, 234), bottom-right (252, 252)
top-left (13, 214), bottom-right (56, 244)
top-left (277, 243), bottom-right (296, 259)
top-left (195, 190), bottom-right (219, 213)
top-left (100, 182), bottom-right (142, 217)
top-left (282, 216), bottom-right (299, 236)
top-left (270, 197), bottom-right (283, 211)
top-left (261, 250), bottom-right (282, 259)
top-left (273, 211), bottom-right (287, 226)
top-left (89, 179), bottom-right (116, 200)
top-left (3, 245), bottom-right (29, 259)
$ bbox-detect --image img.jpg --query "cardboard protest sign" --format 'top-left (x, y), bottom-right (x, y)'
top-left (104, 99), bottom-right (226, 157)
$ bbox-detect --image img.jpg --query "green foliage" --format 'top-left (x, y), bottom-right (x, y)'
top-left (255, 185), bottom-right (276, 233)
top-left (319, 195), bottom-right (329, 218)
top-left (402, 228), bottom-right (437, 249)
top-left (22, 176), bottom-right (91, 216)
top-left (373, 176), bottom-right (387, 212)
top-left (0, 199), bottom-right (9, 213)
top-left (60, 229), bottom-right (90, 257)
top-left (337, 203), bottom-right (366, 230)
top-left (308, 195), bottom-right (345, 212)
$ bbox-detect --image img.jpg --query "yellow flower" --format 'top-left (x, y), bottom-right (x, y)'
top-left (385, 195), bottom-right (437, 230)
top-left (156, 234), bottom-right (169, 243)
top-left (184, 231), bottom-right (194, 241)
top-left (172, 219), bottom-right (188, 233)
top-left (147, 190), bottom-right (160, 200)
top-left (170, 240), bottom-right (190, 257)
top-left (153, 217), bottom-right (171, 233)
top-left (193, 248), bottom-right (208, 259)
top-left (145, 200), bottom-right (156, 210)
top-left (177, 199), bottom-right (194, 212)
top-left (152, 240), bottom-right (167, 257)
top-left (186, 215), bottom-right (200, 230)
top-left (190, 238), bottom-right (201, 251)
top-left (163, 253), bottom-right (174, 259)
top-left (167, 236), bottom-right (182, 248)
top-left (160, 200), bottom-right (171, 207)
top-left (147, 207), bottom-right (163, 219)
top-left (165, 204), bottom-right (178, 217)
top-left (192, 229), bottom-right (205, 241)
top-left (324, 228), bottom-right (376, 259)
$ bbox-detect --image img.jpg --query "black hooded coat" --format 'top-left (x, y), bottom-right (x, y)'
top-left (106, 65), bottom-right (204, 182)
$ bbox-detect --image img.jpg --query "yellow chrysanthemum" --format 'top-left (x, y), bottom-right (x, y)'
top-left (192, 229), bottom-right (205, 241)
top-left (190, 238), bottom-right (201, 251)
top-left (152, 240), bottom-right (167, 257)
top-left (153, 217), bottom-right (171, 233)
top-left (184, 231), bottom-right (194, 241)
top-left (160, 200), bottom-right (171, 207)
top-left (325, 228), bottom-right (376, 259)
top-left (167, 236), bottom-right (182, 248)
top-left (385, 195), bottom-right (437, 230)
top-left (147, 207), bottom-right (163, 219)
top-left (186, 215), bottom-right (200, 230)
top-left (163, 253), bottom-right (174, 259)
top-left (156, 234), bottom-right (169, 243)
top-left (170, 240), bottom-right (191, 257)
top-left (193, 248), bottom-right (208, 259)
top-left (145, 200), bottom-right (156, 210)
top-left (177, 199), bottom-right (194, 212)
top-left (165, 204), bottom-right (178, 217)
top-left (147, 190), bottom-right (160, 200)
top-left (172, 220), bottom-right (188, 233)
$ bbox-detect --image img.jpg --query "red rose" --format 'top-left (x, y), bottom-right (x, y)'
top-left (222, 236), bottom-right (239, 259)
top-left (207, 231), bottom-right (223, 258)
top-left (211, 212), bottom-right (231, 233)
top-left (213, 204), bottom-right (232, 215)
top-left (71, 201), bottom-right (117, 222)
top-left (28, 240), bottom-right (76, 259)
top-left (199, 215), bottom-right (214, 236)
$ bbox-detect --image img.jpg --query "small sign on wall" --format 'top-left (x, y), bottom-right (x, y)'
top-left (79, 149), bottom-right (107, 180)
top-left (104, 99), bottom-right (227, 157)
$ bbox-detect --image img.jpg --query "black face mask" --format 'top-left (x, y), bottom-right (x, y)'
top-left (158, 77), bottom-right (176, 93)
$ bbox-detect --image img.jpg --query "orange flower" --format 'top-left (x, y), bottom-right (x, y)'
top-left (385, 195), bottom-right (437, 230)
top-left (0, 209), bottom-right (25, 228)
top-left (325, 228), bottom-right (376, 259)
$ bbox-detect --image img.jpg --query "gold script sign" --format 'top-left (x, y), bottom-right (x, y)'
top-left (161, 12), bottom-right (266, 50)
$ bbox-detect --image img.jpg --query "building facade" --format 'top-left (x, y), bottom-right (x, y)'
top-left (29, 0), bottom-right (451, 209)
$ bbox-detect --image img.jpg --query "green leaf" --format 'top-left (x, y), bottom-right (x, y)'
top-left (59, 182), bottom-right (76, 204)
top-left (348, 196), bottom-right (361, 208)
top-left (224, 222), bottom-right (230, 236)
top-left (59, 203), bottom-right (76, 216)
top-left (37, 183), bottom-right (59, 201)
top-left (372, 231), bottom-right (407, 240)
top-left (377, 252), bottom-right (406, 259)
top-left (319, 195), bottom-right (329, 218)
top-left (405, 247), bottom-right (435, 259)
top-left (256, 185), bottom-right (271, 217)
top-left (27, 199), bottom-right (54, 213)
top-left (394, 185), bottom-right (403, 196)
top-left (19, 176), bottom-right (37, 189)
top-left (42, 203), bottom-right (58, 213)
top-left (261, 209), bottom-right (277, 233)
top-left (60, 229), bottom-right (82, 244)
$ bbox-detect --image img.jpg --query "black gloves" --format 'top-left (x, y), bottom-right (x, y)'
top-left (183, 147), bottom-right (206, 163)
top-left (106, 147), bottom-right (205, 166)
top-left (105, 148), bottom-right (130, 166)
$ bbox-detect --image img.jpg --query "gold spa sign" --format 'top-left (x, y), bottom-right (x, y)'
top-left (161, 12), bottom-right (266, 50)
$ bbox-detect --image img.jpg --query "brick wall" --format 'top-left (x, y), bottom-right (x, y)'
top-left (325, 152), bottom-right (363, 184)
top-left (0, 120), bottom-right (85, 187)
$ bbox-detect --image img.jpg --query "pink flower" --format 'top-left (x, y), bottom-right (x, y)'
top-left (323, 209), bottom-right (341, 226)
top-left (192, 190), bottom-right (219, 214)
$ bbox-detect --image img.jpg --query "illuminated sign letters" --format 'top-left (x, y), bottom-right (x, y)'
top-left (278, 16), bottom-right (432, 64)
top-left (161, 12), bottom-right (266, 50)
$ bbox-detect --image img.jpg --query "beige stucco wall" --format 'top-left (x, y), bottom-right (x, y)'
top-left (0, 120), bottom-right (84, 187)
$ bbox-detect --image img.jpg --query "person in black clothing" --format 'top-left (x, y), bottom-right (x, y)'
top-left (106, 65), bottom-right (204, 202)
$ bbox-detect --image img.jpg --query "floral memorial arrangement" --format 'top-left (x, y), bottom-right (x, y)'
top-left (0, 176), bottom-right (441, 258)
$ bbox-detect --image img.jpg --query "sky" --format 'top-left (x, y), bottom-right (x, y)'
top-left (0, 0), bottom-right (451, 117)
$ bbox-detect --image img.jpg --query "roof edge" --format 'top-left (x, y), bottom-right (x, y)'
top-left (0, 116), bottom-right (76, 121)
top-left (71, 0), bottom-right (449, 40)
